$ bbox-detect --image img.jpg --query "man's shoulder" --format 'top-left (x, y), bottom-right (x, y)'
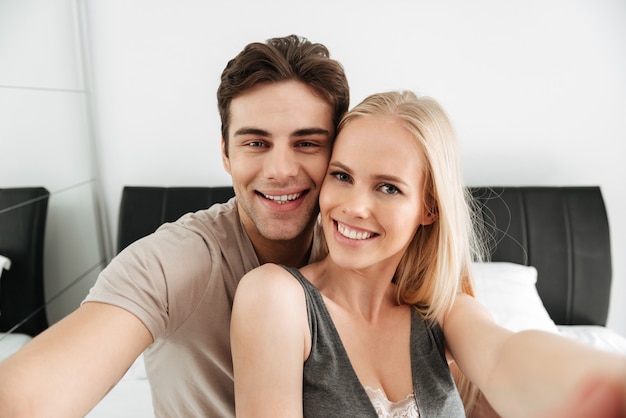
top-left (116, 197), bottom-right (252, 270)
top-left (154, 197), bottom-right (258, 272)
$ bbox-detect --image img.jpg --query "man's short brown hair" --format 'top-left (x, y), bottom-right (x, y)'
top-left (217, 35), bottom-right (349, 154)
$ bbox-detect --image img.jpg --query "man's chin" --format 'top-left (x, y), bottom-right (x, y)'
top-left (258, 229), bottom-right (307, 242)
top-left (242, 200), bottom-right (318, 242)
top-left (256, 219), bottom-right (313, 242)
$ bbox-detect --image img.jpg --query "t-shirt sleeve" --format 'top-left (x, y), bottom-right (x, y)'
top-left (83, 223), bottom-right (215, 340)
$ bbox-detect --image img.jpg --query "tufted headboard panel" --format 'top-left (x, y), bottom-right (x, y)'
top-left (117, 186), bottom-right (235, 254)
top-left (470, 186), bottom-right (611, 326)
top-left (0, 187), bottom-right (50, 336)
top-left (118, 185), bottom-right (612, 327)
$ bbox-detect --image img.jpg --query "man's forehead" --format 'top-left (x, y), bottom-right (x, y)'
top-left (229, 81), bottom-right (332, 117)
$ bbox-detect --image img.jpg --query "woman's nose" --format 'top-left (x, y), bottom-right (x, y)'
top-left (341, 188), bottom-right (371, 219)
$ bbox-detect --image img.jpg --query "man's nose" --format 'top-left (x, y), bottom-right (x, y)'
top-left (265, 144), bottom-right (299, 180)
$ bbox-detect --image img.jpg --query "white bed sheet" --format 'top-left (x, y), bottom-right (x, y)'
top-left (557, 325), bottom-right (626, 355)
top-left (86, 355), bottom-right (154, 418)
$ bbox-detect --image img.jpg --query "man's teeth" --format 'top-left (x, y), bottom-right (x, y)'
top-left (337, 223), bottom-right (373, 240)
top-left (263, 193), bottom-right (301, 204)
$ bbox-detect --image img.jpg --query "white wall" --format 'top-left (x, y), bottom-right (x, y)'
top-left (82, 0), bottom-right (626, 337)
top-left (0, 0), bottom-right (106, 325)
top-left (4, 0), bottom-right (622, 337)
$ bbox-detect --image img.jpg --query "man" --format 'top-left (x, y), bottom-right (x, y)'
top-left (0, 34), bottom-right (349, 417)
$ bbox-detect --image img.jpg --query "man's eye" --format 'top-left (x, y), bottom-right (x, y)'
top-left (380, 184), bottom-right (400, 195)
top-left (296, 141), bottom-right (323, 150)
top-left (247, 141), bottom-right (265, 148)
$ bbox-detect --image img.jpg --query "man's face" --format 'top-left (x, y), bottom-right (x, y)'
top-left (222, 80), bottom-right (334, 244)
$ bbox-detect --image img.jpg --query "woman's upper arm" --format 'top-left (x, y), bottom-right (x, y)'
top-left (231, 264), bottom-right (309, 418)
top-left (0, 301), bottom-right (153, 418)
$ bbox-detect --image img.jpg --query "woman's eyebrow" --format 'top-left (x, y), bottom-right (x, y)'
top-left (329, 161), bottom-right (408, 185)
top-left (328, 161), bottom-right (351, 172)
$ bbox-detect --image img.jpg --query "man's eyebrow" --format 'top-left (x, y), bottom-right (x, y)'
top-left (233, 127), bottom-right (270, 137)
top-left (293, 128), bottom-right (331, 137)
top-left (233, 127), bottom-right (331, 138)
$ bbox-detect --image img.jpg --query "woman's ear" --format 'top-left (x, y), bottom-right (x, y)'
top-left (422, 206), bottom-right (438, 226)
top-left (221, 138), bottom-right (231, 174)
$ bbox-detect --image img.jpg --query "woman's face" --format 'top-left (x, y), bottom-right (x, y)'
top-left (319, 115), bottom-right (436, 272)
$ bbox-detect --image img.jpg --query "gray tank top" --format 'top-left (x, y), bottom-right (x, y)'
top-left (282, 266), bottom-right (465, 417)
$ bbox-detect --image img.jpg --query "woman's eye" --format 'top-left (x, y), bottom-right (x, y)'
top-left (381, 184), bottom-right (400, 195)
top-left (330, 171), bottom-right (351, 182)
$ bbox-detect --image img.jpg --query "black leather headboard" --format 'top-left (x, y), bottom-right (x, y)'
top-left (470, 186), bottom-right (611, 326)
top-left (117, 185), bottom-right (611, 327)
top-left (0, 187), bottom-right (50, 336)
top-left (117, 186), bottom-right (235, 254)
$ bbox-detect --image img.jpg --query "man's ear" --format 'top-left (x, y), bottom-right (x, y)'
top-left (221, 138), bottom-right (231, 174)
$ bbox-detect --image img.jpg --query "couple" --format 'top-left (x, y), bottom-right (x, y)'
top-left (0, 35), bottom-right (624, 418)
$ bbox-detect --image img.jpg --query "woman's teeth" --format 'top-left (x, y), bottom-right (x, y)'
top-left (337, 222), bottom-right (373, 240)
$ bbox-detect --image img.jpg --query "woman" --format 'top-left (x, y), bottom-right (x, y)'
top-left (230, 91), bottom-right (626, 417)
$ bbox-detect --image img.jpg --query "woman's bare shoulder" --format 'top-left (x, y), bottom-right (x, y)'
top-left (236, 263), bottom-right (305, 304)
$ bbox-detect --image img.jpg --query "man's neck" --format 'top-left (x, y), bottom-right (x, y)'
top-left (252, 231), bottom-right (314, 268)
top-left (236, 202), bottom-right (318, 268)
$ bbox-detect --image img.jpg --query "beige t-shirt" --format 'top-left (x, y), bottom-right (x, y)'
top-left (85, 198), bottom-right (320, 417)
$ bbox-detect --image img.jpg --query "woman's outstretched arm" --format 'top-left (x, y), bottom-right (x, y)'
top-left (443, 293), bottom-right (626, 418)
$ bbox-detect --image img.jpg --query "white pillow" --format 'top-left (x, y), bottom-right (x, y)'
top-left (0, 254), bottom-right (11, 280)
top-left (471, 262), bottom-right (559, 334)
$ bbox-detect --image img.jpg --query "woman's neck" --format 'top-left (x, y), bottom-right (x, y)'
top-left (309, 258), bottom-right (401, 323)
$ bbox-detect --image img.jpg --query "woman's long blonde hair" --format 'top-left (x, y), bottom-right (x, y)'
top-left (336, 90), bottom-right (486, 415)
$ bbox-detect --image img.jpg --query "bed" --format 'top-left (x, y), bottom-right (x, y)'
top-left (4, 185), bottom-right (625, 417)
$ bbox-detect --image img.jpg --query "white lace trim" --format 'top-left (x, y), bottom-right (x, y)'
top-left (364, 386), bottom-right (420, 418)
